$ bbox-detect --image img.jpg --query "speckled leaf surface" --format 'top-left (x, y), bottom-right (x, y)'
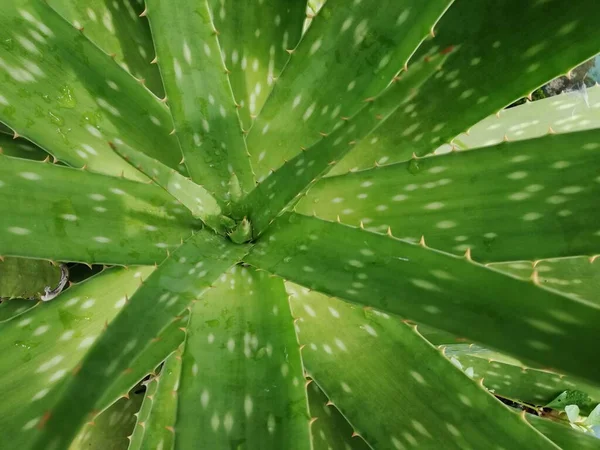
top-left (244, 54), bottom-right (445, 236)
top-left (129, 349), bottom-right (182, 450)
top-left (0, 298), bottom-right (37, 322)
top-left (47, 0), bottom-right (164, 97)
top-left (210, 0), bottom-right (306, 130)
top-left (450, 353), bottom-right (600, 415)
top-left (287, 285), bottom-right (555, 449)
top-left (70, 391), bottom-right (144, 450)
top-left (247, 0), bottom-right (453, 182)
top-left (0, 133), bottom-right (47, 160)
top-left (492, 257), bottom-right (600, 307)
top-left (0, 0), bottom-right (180, 179)
top-left (97, 308), bottom-right (188, 414)
top-left (0, 266), bottom-right (153, 449)
top-left (245, 213), bottom-right (600, 384)
top-left (175, 265), bottom-right (310, 449)
top-left (0, 257), bottom-right (62, 300)
top-left (440, 85), bottom-right (600, 152)
top-left (31, 232), bottom-right (246, 450)
top-left (527, 415), bottom-right (600, 450)
top-left (0, 155), bottom-right (198, 265)
top-left (307, 382), bottom-right (370, 450)
top-left (297, 129), bottom-right (600, 262)
top-left (110, 141), bottom-right (225, 234)
top-left (336, 0), bottom-right (600, 172)
top-left (145, 0), bottom-right (255, 203)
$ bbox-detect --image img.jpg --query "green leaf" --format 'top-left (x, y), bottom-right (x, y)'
top-left (97, 308), bottom-right (189, 415)
top-left (0, 1), bottom-right (181, 179)
top-left (175, 265), bottom-right (311, 449)
top-left (297, 129), bottom-right (600, 262)
top-left (0, 133), bottom-right (47, 161)
top-left (0, 266), bottom-right (153, 449)
top-left (447, 353), bottom-right (600, 415)
top-left (442, 85), bottom-right (600, 152)
top-left (527, 414), bottom-right (600, 450)
top-left (491, 256), bottom-right (600, 307)
top-left (0, 155), bottom-right (198, 265)
top-left (129, 349), bottom-right (183, 450)
top-left (210, 0), bottom-right (306, 130)
top-left (0, 298), bottom-right (37, 323)
top-left (70, 390), bottom-right (144, 450)
top-left (0, 257), bottom-right (63, 300)
top-left (145, 0), bottom-right (255, 203)
top-left (109, 141), bottom-right (225, 234)
top-left (245, 213), bottom-right (600, 384)
top-left (247, 0), bottom-right (453, 182)
top-left (288, 284), bottom-right (555, 449)
top-left (244, 53), bottom-right (445, 237)
top-left (31, 231), bottom-right (247, 449)
top-left (307, 382), bottom-right (370, 450)
top-left (47, 0), bottom-right (164, 97)
top-left (335, 0), bottom-right (600, 172)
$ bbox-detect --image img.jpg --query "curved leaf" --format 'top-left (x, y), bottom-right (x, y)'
top-left (245, 213), bottom-right (600, 385)
top-left (0, 155), bottom-right (198, 265)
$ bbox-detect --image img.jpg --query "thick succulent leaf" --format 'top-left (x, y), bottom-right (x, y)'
top-left (129, 349), bottom-right (183, 450)
top-left (110, 141), bottom-right (225, 234)
top-left (0, 155), bottom-right (198, 265)
top-left (0, 134), bottom-right (47, 160)
top-left (287, 285), bottom-right (555, 449)
top-left (211, 0), bottom-right (306, 130)
top-left (0, 0), bottom-right (181, 179)
top-left (0, 266), bottom-right (153, 449)
top-left (0, 298), bottom-right (37, 322)
top-left (145, 0), bottom-right (255, 203)
top-left (98, 308), bottom-right (188, 413)
top-left (244, 213), bottom-right (600, 384)
top-left (444, 85), bottom-right (600, 152)
top-left (70, 391), bottom-right (144, 450)
top-left (308, 382), bottom-right (370, 450)
top-left (244, 54), bottom-right (445, 236)
top-left (297, 129), bottom-right (600, 262)
top-left (0, 257), bottom-right (62, 300)
top-left (527, 415), bottom-right (600, 450)
top-left (246, 0), bottom-right (453, 182)
top-left (450, 353), bottom-right (600, 415)
top-left (492, 257), bottom-right (600, 307)
top-left (47, 0), bottom-right (164, 97)
top-left (31, 232), bottom-right (247, 449)
top-left (175, 265), bottom-right (311, 449)
top-left (335, 0), bottom-right (600, 172)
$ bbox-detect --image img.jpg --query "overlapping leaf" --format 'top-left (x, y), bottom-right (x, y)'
top-left (47, 0), bottom-right (164, 96)
top-left (288, 284), bottom-right (555, 449)
top-left (175, 265), bottom-right (310, 449)
top-left (245, 213), bottom-right (600, 384)
top-left (0, 133), bottom-right (47, 160)
top-left (145, 0), bottom-right (255, 203)
top-left (0, 0), bottom-right (180, 179)
top-left (335, 0), bottom-right (600, 172)
top-left (244, 53), bottom-right (445, 236)
top-left (0, 155), bottom-right (198, 265)
top-left (210, 0), bottom-right (307, 130)
top-left (31, 232), bottom-right (246, 449)
top-left (297, 129), bottom-right (600, 262)
top-left (440, 85), bottom-right (600, 152)
top-left (247, 0), bottom-right (453, 182)
top-left (0, 266), bottom-right (153, 449)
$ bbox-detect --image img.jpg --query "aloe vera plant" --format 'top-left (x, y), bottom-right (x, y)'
top-left (1, 0), bottom-right (600, 448)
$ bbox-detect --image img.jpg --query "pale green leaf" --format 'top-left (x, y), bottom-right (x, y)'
top-left (0, 155), bottom-right (198, 265)
top-left (175, 265), bottom-right (311, 449)
top-left (245, 213), bottom-right (600, 384)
